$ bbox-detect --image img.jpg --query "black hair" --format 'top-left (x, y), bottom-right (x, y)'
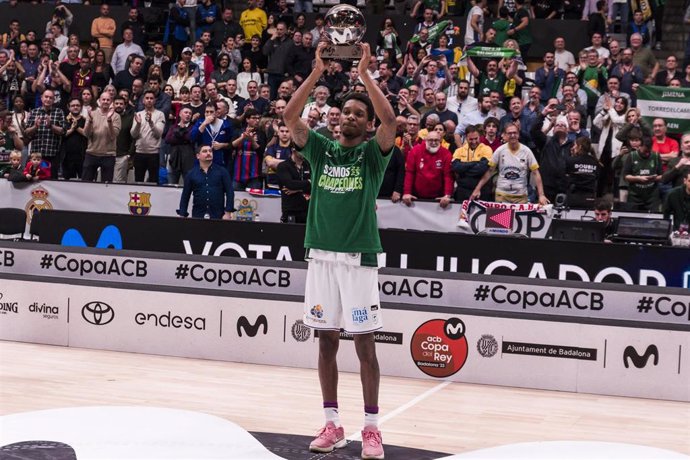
top-left (465, 125), bottom-right (479, 136)
top-left (594, 198), bottom-right (613, 212)
top-left (484, 117), bottom-right (500, 127)
top-left (342, 92), bottom-right (375, 122)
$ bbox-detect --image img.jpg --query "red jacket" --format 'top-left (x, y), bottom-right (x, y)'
top-left (195, 54), bottom-right (215, 85)
top-left (23, 160), bottom-right (51, 180)
top-left (404, 142), bottom-right (454, 199)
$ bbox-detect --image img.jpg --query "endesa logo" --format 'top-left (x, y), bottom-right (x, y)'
top-left (135, 311), bottom-right (206, 330)
top-left (81, 301), bottom-right (114, 325)
top-left (410, 318), bottom-right (468, 378)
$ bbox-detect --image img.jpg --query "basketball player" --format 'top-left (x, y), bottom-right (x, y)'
top-left (283, 41), bottom-right (396, 460)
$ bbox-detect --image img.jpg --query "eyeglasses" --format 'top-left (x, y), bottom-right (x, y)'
top-left (426, 139), bottom-right (440, 144)
top-left (505, 132), bottom-right (519, 136)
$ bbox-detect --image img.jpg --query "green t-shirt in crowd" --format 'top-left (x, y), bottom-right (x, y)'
top-left (512, 7), bottom-right (532, 46)
top-left (423, 0), bottom-right (443, 12)
top-left (492, 18), bottom-right (511, 47)
top-left (623, 150), bottom-right (662, 205)
top-left (579, 65), bottom-right (608, 100)
top-left (478, 72), bottom-right (507, 97)
top-left (300, 130), bottom-right (391, 254)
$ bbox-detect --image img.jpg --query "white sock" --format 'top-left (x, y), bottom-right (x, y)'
top-left (325, 407), bottom-right (341, 427)
top-left (364, 411), bottom-right (379, 427)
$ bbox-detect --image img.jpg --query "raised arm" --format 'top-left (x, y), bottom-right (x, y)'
top-left (357, 43), bottom-right (397, 152)
top-left (504, 58), bottom-right (518, 79)
top-left (284, 42), bottom-right (327, 149)
top-left (467, 56), bottom-right (480, 79)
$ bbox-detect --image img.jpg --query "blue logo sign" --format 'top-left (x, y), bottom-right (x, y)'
top-left (61, 225), bottom-right (123, 249)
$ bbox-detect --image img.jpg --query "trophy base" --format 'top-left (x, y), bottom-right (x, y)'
top-left (321, 44), bottom-right (363, 60)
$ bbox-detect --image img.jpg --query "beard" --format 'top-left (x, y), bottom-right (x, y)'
top-left (427, 145), bottom-right (439, 153)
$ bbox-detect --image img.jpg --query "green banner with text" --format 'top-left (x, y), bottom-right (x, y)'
top-left (636, 85), bottom-right (690, 134)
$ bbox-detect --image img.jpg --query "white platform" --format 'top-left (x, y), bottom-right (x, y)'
top-left (441, 441), bottom-right (690, 459)
top-left (0, 406), bottom-right (283, 459)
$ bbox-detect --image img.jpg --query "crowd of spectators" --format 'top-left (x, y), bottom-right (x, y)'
top-left (0, 0), bottom-right (688, 223)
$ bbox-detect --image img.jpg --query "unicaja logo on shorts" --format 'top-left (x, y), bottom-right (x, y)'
top-left (410, 318), bottom-right (468, 378)
top-left (81, 301), bottom-right (115, 325)
top-left (310, 304), bottom-right (324, 319)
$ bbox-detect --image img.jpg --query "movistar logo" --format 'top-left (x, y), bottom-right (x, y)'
top-left (61, 225), bottom-right (123, 249)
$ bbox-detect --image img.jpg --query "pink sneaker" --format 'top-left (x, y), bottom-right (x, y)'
top-left (309, 421), bottom-right (346, 453)
top-left (361, 425), bottom-right (384, 459)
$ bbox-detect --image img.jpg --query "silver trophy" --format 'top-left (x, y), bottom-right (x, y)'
top-left (322, 4), bottom-right (366, 60)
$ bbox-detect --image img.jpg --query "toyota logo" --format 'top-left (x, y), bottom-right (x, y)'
top-left (82, 301), bottom-right (115, 325)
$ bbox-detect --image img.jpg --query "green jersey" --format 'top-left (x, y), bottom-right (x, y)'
top-left (623, 150), bottom-right (662, 207)
top-left (478, 72), bottom-right (507, 97)
top-left (492, 18), bottom-right (511, 48)
top-left (512, 7), bottom-right (532, 46)
top-left (300, 131), bottom-right (391, 253)
top-left (579, 65), bottom-right (608, 101)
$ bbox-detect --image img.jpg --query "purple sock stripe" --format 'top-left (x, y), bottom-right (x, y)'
top-left (323, 401), bottom-right (339, 409)
top-left (364, 405), bottom-right (379, 414)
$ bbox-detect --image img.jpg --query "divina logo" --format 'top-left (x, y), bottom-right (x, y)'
top-left (61, 225), bottom-right (123, 249)
top-left (623, 345), bottom-right (659, 369)
top-left (81, 301), bottom-right (114, 325)
top-left (237, 315), bottom-right (268, 337)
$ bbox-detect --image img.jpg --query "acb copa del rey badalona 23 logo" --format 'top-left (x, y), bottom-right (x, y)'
top-left (410, 318), bottom-right (468, 378)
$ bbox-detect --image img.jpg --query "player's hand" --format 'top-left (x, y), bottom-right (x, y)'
top-left (357, 42), bottom-right (372, 76)
top-left (314, 42), bottom-right (327, 74)
top-left (402, 193), bottom-right (416, 206)
top-left (391, 191), bottom-right (401, 203)
top-left (470, 190), bottom-right (481, 201)
top-left (538, 194), bottom-right (550, 206)
top-left (437, 195), bottom-right (451, 208)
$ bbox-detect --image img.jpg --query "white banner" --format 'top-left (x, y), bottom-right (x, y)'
top-left (0, 180), bottom-right (661, 236)
top-left (1, 278), bottom-right (687, 401)
top-left (2, 245), bottom-right (689, 326)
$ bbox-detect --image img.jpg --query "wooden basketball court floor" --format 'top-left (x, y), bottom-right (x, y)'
top-left (1, 340), bottom-right (689, 457)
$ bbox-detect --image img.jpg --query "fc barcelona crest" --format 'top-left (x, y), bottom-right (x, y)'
top-left (128, 192), bottom-right (151, 216)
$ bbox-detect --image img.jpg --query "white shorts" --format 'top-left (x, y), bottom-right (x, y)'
top-left (303, 249), bottom-right (383, 334)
